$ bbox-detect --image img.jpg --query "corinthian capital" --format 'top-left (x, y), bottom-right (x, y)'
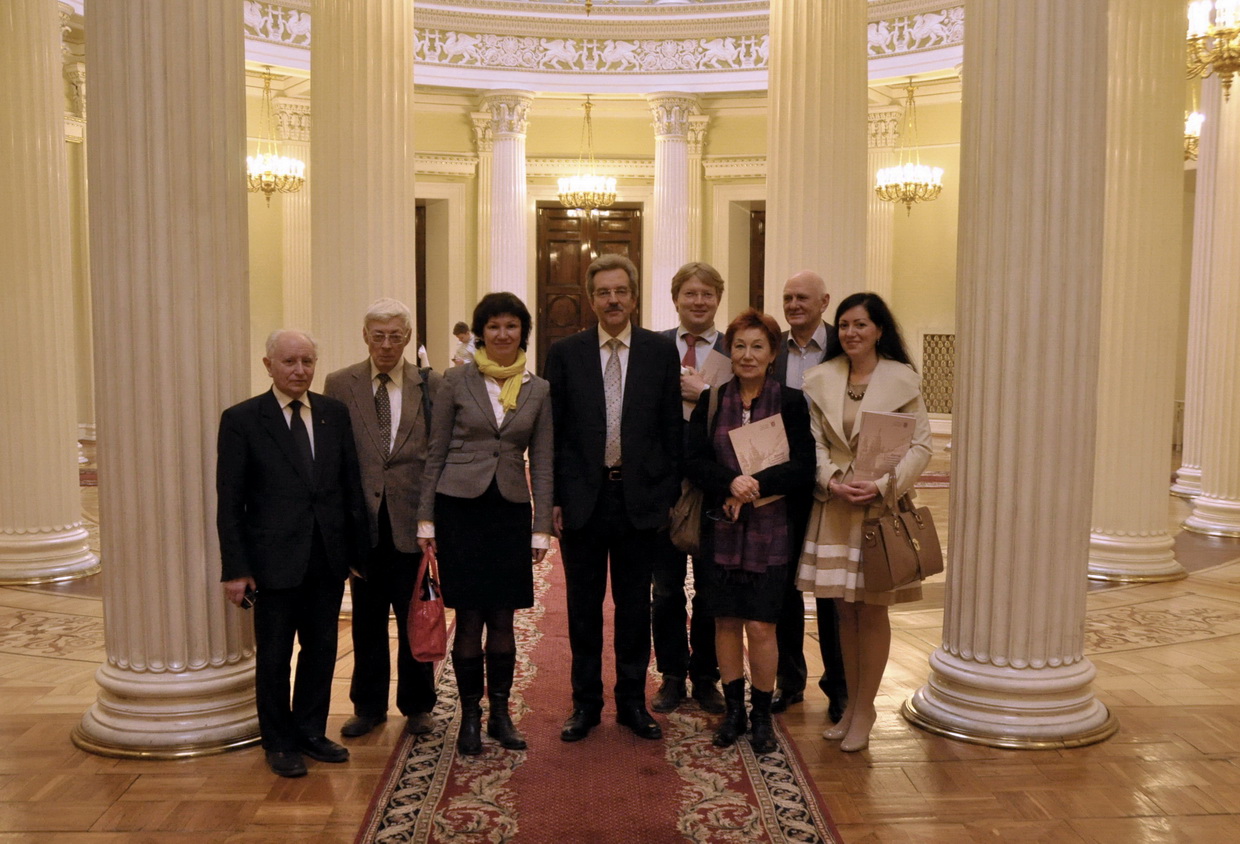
top-left (646, 93), bottom-right (700, 139)
top-left (480, 90), bottom-right (535, 138)
top-left (274, 98), bottom-right (311, 142)
top-left (867, 106), bottom-right (903, 149)
top-left (470, 112), bottom-right (494, 153)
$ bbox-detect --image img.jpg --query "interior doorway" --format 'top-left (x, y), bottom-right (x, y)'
top-left (534, 202), bottom-right (643, 372)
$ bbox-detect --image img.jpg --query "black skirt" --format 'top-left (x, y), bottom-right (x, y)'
top-left (434, 479), bottom-right (534, 611)
top-left (698, 561), bottom-right (788, 623)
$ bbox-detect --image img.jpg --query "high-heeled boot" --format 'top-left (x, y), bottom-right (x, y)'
top-left (454, 654), bottom-right (485, 756)
top-left (712, 678), bottom-right (748, 747)
top-left (748, 687), bottom-right (777, 755)
top-left (485, 652), bottom-right (527, 750)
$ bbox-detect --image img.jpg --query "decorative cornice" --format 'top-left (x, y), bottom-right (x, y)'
top-left (273, 98), bottom-right (310, 142)
top-left (647, 93), bottom-right (701, 138)
top-left (867, 6), bottom-right (964, 59)
top-left (417, 153), bottom-right (479, 177)
top-left (702, 154), bottom-right (765, 180)
top-left (479, 91), bottom-right (534, 137)
top-left (867, 106), bottom-right (902, 148)
top-left (526, 157), bottom-right (654, 179)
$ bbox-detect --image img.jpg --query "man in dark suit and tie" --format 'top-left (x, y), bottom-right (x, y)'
top-left (545, 254), bottom-right (683, 742)
top-left (324, 299), bottom-right (442, 740)
top-left (651, 262), bottom-right (731, 716)
top-left (770, 271), bottom-right (848, 723)
top-left (218, 329), bottom-right (368, 778)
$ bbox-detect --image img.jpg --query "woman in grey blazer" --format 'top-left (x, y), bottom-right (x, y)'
top-left (418, 292), bottom-right (553, 757)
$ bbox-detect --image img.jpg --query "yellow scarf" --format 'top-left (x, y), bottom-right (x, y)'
top-left (473, 347), bottom-right (527, 413)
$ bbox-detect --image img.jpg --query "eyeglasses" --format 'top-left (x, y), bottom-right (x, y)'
top-left (368, 331), bottom-right (409, 346)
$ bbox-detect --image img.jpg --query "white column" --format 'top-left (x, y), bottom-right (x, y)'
top-left (646, 92), bottom-right (699, 329)
top-left (0, 0), bottom-right (97, 585)
top-left (275, 98), bottom-right (312, 331)
top-left (471, 110), bottom-right (494, 296)
top-left (1087, 0), bottom-right (1186, 582)
top-left (483, 90), bottom-right (534, 301)
top-left (75, 0), bottom-right (257, 756)
top-left (311, 0), bottom-right (417, 377)
top-left (904, 1), bottom-right (1117, 748)
top-left (764, 0), bottom-right (867, 311)
top-left (1173, 77), bottom-right (1222, 499)
top-left (687, 114), bottom-right (709, 268)
top-left (64, 51), bottom-right (95, 456)
top-left (866, 105), bottom-right (900, 299)
top-left (1185, 75), bottom-right (1240, 537)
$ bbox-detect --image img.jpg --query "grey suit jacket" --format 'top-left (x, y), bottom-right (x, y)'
top-left (417, 362), bottom-right (554, 535)
top-left (324, 359), bottom-right (442, 554)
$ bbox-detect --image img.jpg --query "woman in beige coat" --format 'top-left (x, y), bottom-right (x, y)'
top-left (797, 292), bottom-right (931, 752)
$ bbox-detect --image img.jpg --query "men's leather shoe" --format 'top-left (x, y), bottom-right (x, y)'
top-left (340, 713), bottom-right (386, 738)
top-left (265, 750), bottom-right (307, 778)
top-left (827, 696), bottom-right (848, 725)
top-left (770, 688), bottom-right (804, 714)
top-left (616, 704), bottom-right (663, 740)
top-left (691, 681), bottom-right (726, 715)
top-left (560, 708), bottom-right (601, 742)
top-left (298, 735), bottom-right (350, 763)
top-left (651, 676), bottom-right (686, 713)
top-left (405, 712), bottom-right (435, 736)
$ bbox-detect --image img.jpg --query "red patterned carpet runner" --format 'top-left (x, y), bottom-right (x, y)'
top-left (356, 545), bottom-right (841, 844)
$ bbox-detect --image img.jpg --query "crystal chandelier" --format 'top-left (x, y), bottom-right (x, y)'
top-left (1185, 111), bottom-right (1205, 161)
top-left (246, 67), bottom-right (305, 206)
top-left (1187, 1), bottom-right (1240, 101)
top-left (875, 81), bottom-right (944, 214)
top-left (558, 96), bottom-right (617, 211)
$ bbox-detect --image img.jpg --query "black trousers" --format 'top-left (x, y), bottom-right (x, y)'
top-left (775, 521), bottom-right (847, 703)
top-left (651, 530), bottom-right (717, 684)
top-left (348, 499), bottom-right (436, 718)
top-left (560, 478), bottom-right (655, 711)
top-left (253, 530), bottom-right (345, 752)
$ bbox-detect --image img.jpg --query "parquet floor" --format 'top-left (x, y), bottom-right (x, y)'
top-left (2, 440), bottom-right (1239, 842)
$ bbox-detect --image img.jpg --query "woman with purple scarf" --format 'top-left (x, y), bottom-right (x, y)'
top-left (685, 309), bottom-right (815, 754)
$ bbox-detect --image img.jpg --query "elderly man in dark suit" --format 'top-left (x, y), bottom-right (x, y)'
top-left (545, 253), bottom-right (683, 742)
top-left (770, 271), bottom-right (848, 723)
top-left (218, 329), bottom-right (368, 778)
top-left (324, 299), bottom-right (442, 740)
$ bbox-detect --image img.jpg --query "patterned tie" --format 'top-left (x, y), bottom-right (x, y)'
top-left (603, 338), bottom-right (623, 467)
top-left (375, 372), bottom-right (392, 459)
top-left (681, 334), bottom-right (702, 368)
top-left (289, 399), bottom-right (314, 475)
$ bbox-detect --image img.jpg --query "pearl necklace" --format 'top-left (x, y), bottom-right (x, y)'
top-left (846, 381), bottom-right (867, 401)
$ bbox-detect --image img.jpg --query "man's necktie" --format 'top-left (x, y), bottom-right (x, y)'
top-left (289, 399), bottom-right (314, 475)
top-left (681, 334), bottom-right (702, 368)
top-left (375, 372), bottom-right (392, 459)
top-left (604, 338), bottom-right (623, 467)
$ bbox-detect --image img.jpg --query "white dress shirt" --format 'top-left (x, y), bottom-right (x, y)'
top-left (673, 325), bottom-right (720, 364)
top-left (273, 387), bottom-right (314, 456)
top-left (370, 358), bottom-right (404, 452)
top-left (597, 322), bottom-right (633, 396)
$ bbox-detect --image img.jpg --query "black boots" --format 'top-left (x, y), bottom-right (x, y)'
top-left (454, 655), bottom-right (484, 756)
top-left (748, 687), bottom-right (777, 754)
top-left (485, 652), bottom-right (527, 750)
top-left (712, 678), bottom-right (748, 747)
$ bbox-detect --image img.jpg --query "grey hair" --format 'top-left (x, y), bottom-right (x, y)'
top-left (265, 329), bottom-right (319, 359)
top-left (363, 297), bottom-right (413, 333)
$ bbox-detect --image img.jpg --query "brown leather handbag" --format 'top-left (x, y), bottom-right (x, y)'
top-left (859, 494), bottom-right (943, 592)
top-left (669, 387), bottom-right (721, 555)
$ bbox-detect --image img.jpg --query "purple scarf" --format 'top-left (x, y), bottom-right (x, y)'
top-left (710, 379), bottom-right (790, 576)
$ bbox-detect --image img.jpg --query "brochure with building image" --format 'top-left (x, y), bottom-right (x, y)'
top-left (853, 411), bottom-right (915, 482)
top-left (727, 413), bottom-right (788, 507)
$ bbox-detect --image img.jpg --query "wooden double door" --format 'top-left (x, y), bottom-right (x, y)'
top-left (534, 202), bottom-right (642, 373)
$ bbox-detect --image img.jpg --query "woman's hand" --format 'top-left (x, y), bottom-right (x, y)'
top-left (829, 479), bottom-right (880, 506)
top-left (722, 496), bottom-right (745, 522)
top-left (418, 537), bottom-right (437, 555)
top-left (532, 547), bottom-right (547, 564)
top-left (729, 474), bottom-right (761, 503)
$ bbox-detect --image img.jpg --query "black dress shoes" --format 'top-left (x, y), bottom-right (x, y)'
top-left (340, 713), bottom-right (387, 738)
top-left (770, 688), bottom-right (804, 714)
top-left (691, 681), bottom-right (726, 715)
top-left (616, 704), bottom-right (663, 740)
top-left (651, 676), bottom-right (686, 713)
top-left (265, 750), bottom-right (307, 778)
top-left (405, 712), bottom-right (435, 736)
top-left (298, 735), bottom-right (350, 763)
top-left (560, 708), bottom-right (602, 742)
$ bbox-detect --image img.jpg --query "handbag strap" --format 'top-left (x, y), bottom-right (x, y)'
top-left (416, 545), bottom-right (438, 591)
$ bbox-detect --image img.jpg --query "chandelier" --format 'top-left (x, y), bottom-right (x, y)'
top-left (246, 67), bottom-right (305, 206)
top-left (874, 80), bottom-right (944, 214)
top-left (1187, 1), bottom-right (1240, 101)
top-left (1185, 111), bottom-right (1205, 161)
top-left (558, 96), bottom-right (617, 211)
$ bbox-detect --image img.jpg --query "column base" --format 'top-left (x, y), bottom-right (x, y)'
top-left (1184, 495), bottom-right (1240, 537)
top-left (0, 524), bottom-right (99, 584)
top-left (1086, 532), bottom-right (1186, 583)
top-left (1170, 464), bottom-right (1202, 499)
top-left (903, 648), bottom-right (1118, 750)
top-left (74, 659), bottom-right (261, 759)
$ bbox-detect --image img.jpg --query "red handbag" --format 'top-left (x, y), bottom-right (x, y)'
top-left (408, 545), bottom-right (447, 663)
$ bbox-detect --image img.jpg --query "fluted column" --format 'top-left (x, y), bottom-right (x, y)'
top-left (687, 114), bottom-right (709, 267)
top-left (1173, 77), bottom-right (1222, 499)
top-left (646, 93), bottom-right (698, 328)
top-left (483, 90), bottom-right (534, 300)
top-left (0, 0), bottom-right (98, 585)
top-left (471, 111), bottom-right (494, 294)
top-left (904, 1), bottom-right (1117, 748)
top-left (63, 33), bottom-right (95, 457)
top-left (866, 105), bottom-right (900, 299)
top-left (764, 0), bottom-right (866, 310)
top-left (1186, 76), bottom-right (1240, 537)
top-left (1088, 0), bottom-right (1186, 582)
top-left (75, 0), bottom-right (257, 756)
top-left (311, 0), bottom-right (417, 376)
top-left (275, 98), bottom-right (311, 330)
